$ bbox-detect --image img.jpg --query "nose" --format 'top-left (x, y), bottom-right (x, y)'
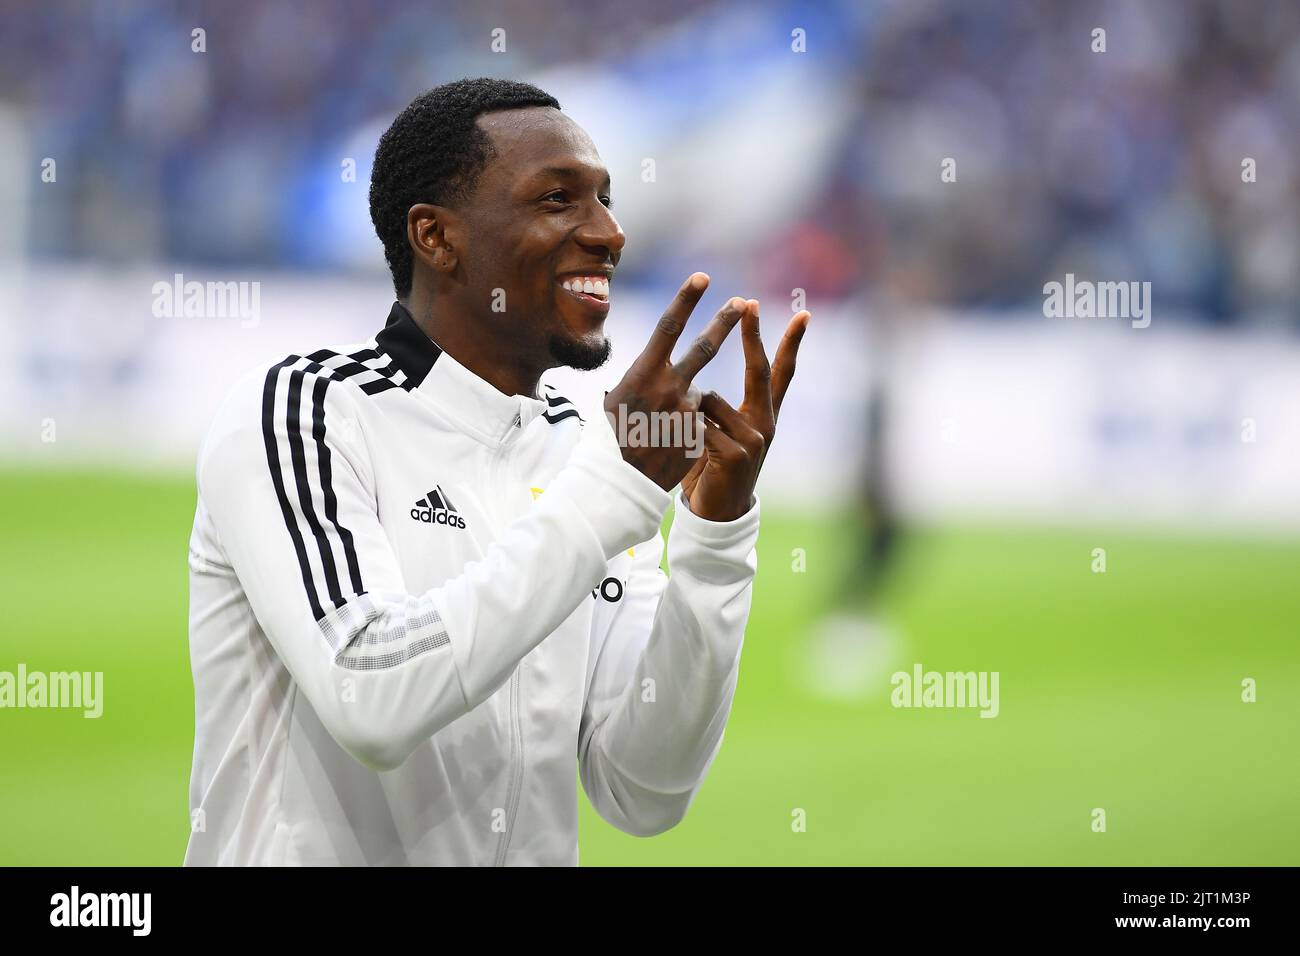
top-left (574, 200), bottom-right (626, 264)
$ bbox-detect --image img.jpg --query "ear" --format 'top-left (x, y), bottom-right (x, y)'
top-left (407, 203), bottom-right (461, 275)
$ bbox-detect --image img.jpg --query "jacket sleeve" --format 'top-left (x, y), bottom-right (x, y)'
top-left (578, 487), bottom-right (759, 836)
top-left (198, 359), bottom-right (671, 772)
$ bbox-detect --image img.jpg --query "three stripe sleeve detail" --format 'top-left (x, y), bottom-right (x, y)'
top-left (254, 345), bottom-right (453, 673)
top-left (261, 352), bottom-right (378, 623)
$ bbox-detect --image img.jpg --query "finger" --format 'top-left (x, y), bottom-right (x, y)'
top-left (634, 273), bottom-right (710, 371)
top-left (672, 296), bottom-right (748, 382)
top-left (739, 298), bottom-right (775, 431)
top-left (700, 416), bottom-right (750, 466)
top-left (700, 389), bottom-right (764, 456)
top-left (771, 310), bottom-right (810, 419)
top-left (682, 451), bottom-right (708, 481)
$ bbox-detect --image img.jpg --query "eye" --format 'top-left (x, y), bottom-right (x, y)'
top-left (599, 195), bottom-right (613, 209)
top-left (542, 190), bottom-right (569, 204)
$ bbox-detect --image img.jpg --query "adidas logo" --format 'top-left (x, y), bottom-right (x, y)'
top-left (410, 485), bottom-right (467, 528)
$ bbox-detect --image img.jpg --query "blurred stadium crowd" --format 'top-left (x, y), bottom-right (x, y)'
top-left (2, 0), bottom-right (1297, 327)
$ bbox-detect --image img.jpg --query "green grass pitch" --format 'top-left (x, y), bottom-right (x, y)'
top-left (0, 469), bottom-right (1296, 865)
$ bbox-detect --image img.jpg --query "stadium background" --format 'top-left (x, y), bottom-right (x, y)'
top-left (1, 0), bottom-right (1297, 865)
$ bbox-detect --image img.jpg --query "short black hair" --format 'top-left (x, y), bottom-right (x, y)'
top-left (369, 78), bottom-right (561, 297)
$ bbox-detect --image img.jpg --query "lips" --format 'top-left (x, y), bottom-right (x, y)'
top-left (556, 273), bottom-right (612, 318)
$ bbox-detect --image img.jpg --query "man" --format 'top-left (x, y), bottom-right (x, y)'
top-left (184, 77), bottom-right (809, 865)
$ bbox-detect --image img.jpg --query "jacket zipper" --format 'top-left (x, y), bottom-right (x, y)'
top-left (494, 666), bottom-right (524, 866)
top-left (492, 412), bottom-right (525, 866)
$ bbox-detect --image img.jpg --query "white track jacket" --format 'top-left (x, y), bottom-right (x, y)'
top-left (184, 302), bottom-right (760, 865)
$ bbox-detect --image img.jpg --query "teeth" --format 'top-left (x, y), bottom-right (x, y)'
top-left (562, 277), bottom-right (610, 299)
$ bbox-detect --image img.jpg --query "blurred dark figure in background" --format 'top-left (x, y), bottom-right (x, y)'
top-left (799, 306), bottom-right (905, 700)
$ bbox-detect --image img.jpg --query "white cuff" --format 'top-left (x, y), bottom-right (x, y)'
top-left (667, 491), bottom-right (760, 584)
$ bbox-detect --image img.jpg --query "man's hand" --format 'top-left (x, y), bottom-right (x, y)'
top-left (680, 298), bottom-right (810, 522)
top-left (604, 273), bottom-right (749, 490)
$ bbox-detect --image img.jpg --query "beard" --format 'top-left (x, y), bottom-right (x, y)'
top-left (546, 329), bottom-right (612, 372)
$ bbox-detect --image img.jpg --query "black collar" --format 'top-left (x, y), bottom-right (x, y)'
top-left (373, 300), bottom-right (579, 434)
top-left (375, 301), bottom-right (442, 389)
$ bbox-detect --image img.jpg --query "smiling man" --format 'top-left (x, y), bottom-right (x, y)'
top-left (184, 77), bottom-right (808, 866)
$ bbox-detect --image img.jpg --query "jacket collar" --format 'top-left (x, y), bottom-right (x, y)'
top-left (375, 301), bottom-right (549, 442)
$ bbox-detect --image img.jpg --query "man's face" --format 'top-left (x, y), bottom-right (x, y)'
top-left (454, 107), bottom-right (625, 371)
